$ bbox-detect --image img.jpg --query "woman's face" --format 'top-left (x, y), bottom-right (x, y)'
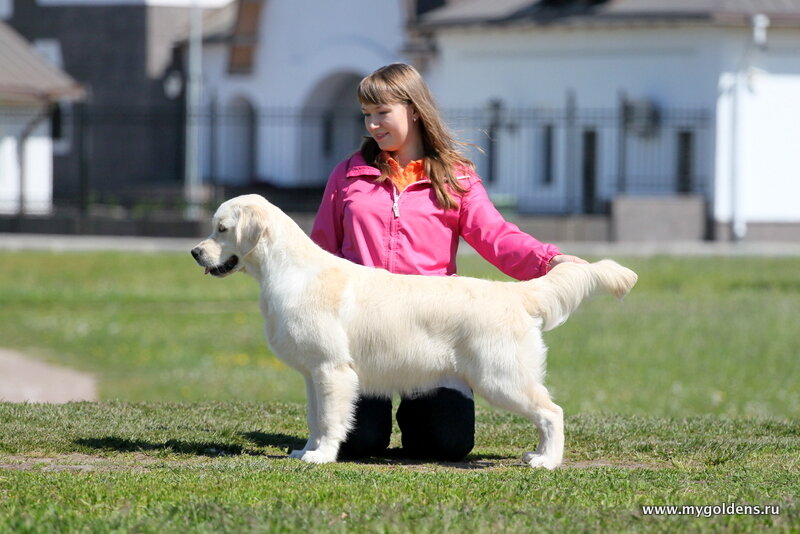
top-left (362, 101), bottom-right (421, 159)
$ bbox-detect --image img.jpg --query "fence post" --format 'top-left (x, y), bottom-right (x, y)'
top-left (486, 99), bottom-right (503, 184)
top-left (209, 96), bottom-right (218, 190)
top-left (247, 103), bottom-right (257, 182)
top-left (564, 90), bottom-right (577, 213)
top-left (617, 91), bottom-right (628, 194)
top-left (76, 102), bottom-right (90, 226)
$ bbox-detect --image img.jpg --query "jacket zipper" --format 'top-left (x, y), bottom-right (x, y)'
top-left (392, 187), bottom-right (401, 217)
top-left (391, 179), bottom-right (430, 218)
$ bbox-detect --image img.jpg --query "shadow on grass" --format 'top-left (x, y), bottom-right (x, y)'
top-left (74, 437), bottom-right (266, 457)
top-left (242, 431), bottom-right (305, 451)
top-left (74, 435), bottom-right (514, 469)
top-left (358, 449), bottom-right (512, 470)
top-left (242, 432), bottom-right (509, 469)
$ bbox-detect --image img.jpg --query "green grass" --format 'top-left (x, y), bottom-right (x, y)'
top-left (1, 252), bottom-right (798, 416)
top-left (0, 251), bottom-right (300, 402)
top-left (1, 251), bottom-right (799, 532)
top-left (1, 402), bottom-right (797, 533)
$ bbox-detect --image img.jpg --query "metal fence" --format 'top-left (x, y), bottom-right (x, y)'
top-left (1, 100), bottom-right (712, 216)
top-left (443, 100), bottom-right (712, 214)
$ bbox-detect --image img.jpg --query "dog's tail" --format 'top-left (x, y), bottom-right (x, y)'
top-left (524, 260), bottom-right (638, 331)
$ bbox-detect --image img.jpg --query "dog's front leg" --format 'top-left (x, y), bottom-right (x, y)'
top-left (296, 363), bottom-right (359, 464)
top-left (289, 374), bottom-right (321, 459)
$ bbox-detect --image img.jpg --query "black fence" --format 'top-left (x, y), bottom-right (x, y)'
top-left (1, 100), bottom-right (712, 216)
top-left (443, 99), bottom-right (711, 215)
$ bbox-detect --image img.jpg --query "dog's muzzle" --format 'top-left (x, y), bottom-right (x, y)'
top-left (191, 248), bottom-right (239, 277)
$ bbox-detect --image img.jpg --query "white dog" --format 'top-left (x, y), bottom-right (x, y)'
top-left (192, 194), bottom-right (637, 469)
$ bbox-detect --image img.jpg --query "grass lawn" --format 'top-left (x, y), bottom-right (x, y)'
top-left (1, 251), bottom-right (799, 532)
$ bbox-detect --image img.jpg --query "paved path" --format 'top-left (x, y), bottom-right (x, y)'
top-left (0, 233), bottom-right (198, 253)
top-left (0, 349), bottom-right (97, 403)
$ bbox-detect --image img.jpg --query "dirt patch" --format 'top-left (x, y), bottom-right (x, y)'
top-left (0, 453), bottom-right (667, 472)
top-left (0, 453), bottom-right (193, 472)
top-left (352, 455), bottom-right (666, 471)
top-left (0, 453), bottom-right (109, 472)
top-left (0, 349), bottom-right (97, 403)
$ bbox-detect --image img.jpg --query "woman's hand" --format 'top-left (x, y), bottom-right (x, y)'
top-left (547, 254), bottom-right (589, 271)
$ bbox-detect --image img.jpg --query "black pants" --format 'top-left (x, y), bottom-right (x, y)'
top-left (338, 388), bottom-right (475, 462)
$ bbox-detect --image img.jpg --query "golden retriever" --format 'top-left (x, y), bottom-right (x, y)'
top-left (191, 194), bottom-right (637, 468)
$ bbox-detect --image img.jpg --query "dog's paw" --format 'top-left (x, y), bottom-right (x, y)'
top-left (523, 452), bottom-right (560, 470)
top-left (288, 449), bottom-right (306, 459)
top-left (300, 450), bottom-right (337, 464)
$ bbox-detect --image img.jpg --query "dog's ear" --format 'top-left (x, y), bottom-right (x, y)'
top-left (235, 204), bottom-right (270, 257)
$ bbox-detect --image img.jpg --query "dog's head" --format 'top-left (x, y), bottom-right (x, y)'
top-left (191, 194), bottom-right (271, 278)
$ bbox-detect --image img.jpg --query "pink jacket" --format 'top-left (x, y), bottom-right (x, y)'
top-left (311, 152), bottom-right (561, 280)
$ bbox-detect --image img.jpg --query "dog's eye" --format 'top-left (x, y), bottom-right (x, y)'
top-left (218, 225), bottom-right (227, 233)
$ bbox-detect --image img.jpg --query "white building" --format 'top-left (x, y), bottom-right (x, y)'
top-left (3, 0), bottom-right (234, 208)
top-left (418, 0), bottom-right (800, 240)
top-left (198, 0), bottom-right (800, 240)
top-left (0, 21), bottom-right (83, 215)
top-left (197, 0), bottom-right (409, 188)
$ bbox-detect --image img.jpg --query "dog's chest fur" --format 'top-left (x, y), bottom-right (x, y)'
top-left (256, 263), bottom-right (352, 371)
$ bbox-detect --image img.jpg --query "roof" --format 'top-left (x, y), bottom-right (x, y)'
top-left (417, 0), bottom-right (800, 29)
top-left (172, 0), bottom-right (263, 74)
top-left (174, 1), bottom-right (238, 44)
top-left (0, 21), bottom-right (84, 105)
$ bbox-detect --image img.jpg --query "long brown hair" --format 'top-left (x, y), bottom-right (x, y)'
top-left (358, 63), bottom-right (473, 210)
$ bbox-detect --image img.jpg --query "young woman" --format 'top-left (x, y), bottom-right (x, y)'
top-left (311, 63), bottom-right (586, 462)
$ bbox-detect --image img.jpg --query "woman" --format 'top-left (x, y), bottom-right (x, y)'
top-left (311, 63), bottom-right (586, 461)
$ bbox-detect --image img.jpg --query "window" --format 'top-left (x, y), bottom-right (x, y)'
top-left (33, 39), bottom-right (64, 68)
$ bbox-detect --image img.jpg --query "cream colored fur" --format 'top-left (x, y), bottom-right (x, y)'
top-left (192, 194), bottom-right (638, 469)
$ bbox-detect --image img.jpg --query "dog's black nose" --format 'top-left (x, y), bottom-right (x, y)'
top-left (191, 247), bottom-right (201, 260)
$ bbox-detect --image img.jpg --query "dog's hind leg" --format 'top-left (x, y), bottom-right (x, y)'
top-left (474, 377), bottom-right (564, 470)
top-left (289, 374), bottom-right (321, 459)
top-left (520, 384), bottom-right (564, 470)
top-left (297, 363), bottom-right (359, 464)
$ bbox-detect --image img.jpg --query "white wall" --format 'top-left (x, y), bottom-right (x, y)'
top-left (0, 0), bottom-right (12, 19)
top-left (426, 25), bottom-right (723, 212)
top-left (199, 5), bottom-right (800, 225)
top-left (0, 133), bottom-right (19, 212)
top-left (739, 74), bottom-right (800, 223)
top-left (22, 133), bottom-right (54, 215)
top-left (428, 23), bottom-right (800, 225)
top-left (37, 0), bottom-right (230, 6)
top-left (0, 108), bottom-right (54, 215)
top-left (427, 26), bottom-right (723, 108)
top-left (715, 27), bottom-right (800, 232)
top-left (201, 0), bottom-right (407, 186)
